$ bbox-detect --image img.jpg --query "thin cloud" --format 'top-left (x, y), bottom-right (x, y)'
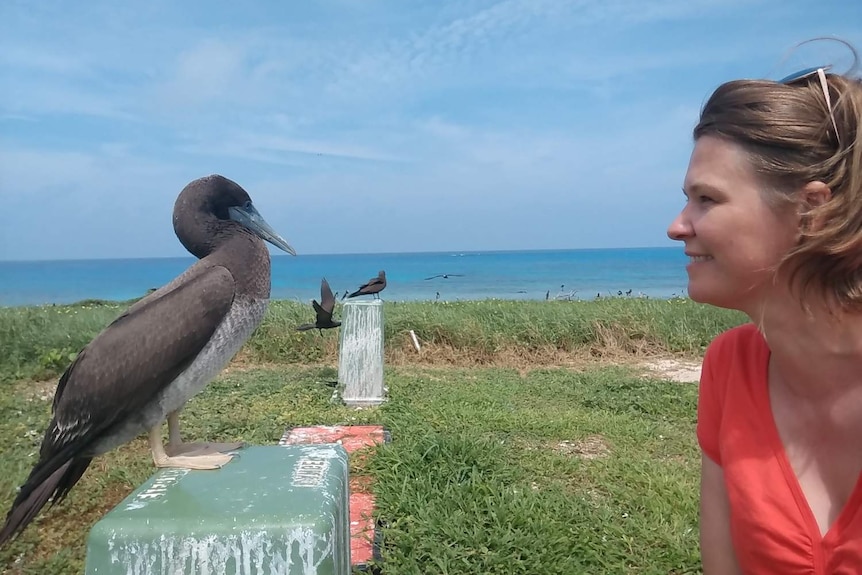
top-left (2, 0), bottom-right (860, 260)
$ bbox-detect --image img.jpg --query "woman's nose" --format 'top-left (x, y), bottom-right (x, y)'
top-left (667, 211), bottom-right (692, 242)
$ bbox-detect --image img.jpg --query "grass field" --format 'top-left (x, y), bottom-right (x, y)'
top-left (0, 298), bottom-right (747, 574)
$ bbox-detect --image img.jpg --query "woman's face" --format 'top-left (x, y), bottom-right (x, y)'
top-left (667, 135), bottom-right (799, 312)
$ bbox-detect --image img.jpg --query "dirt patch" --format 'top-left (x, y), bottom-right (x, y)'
top-left (385, 340), bottom-right (681, 370)
top-left (16, 379), bottom-right (57, 402)
top-left (639, 358), bottom-right (702, 383)
top-left (556, 435), bottom-right (611, 459)
top-left (18, 347), bottom-right (703, 391)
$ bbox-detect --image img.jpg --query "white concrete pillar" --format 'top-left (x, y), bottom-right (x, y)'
top-left (337, 299), bottom-right (385, 407)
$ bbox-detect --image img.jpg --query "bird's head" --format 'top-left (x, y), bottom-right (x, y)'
top-left (173, 175), bottom-right (296, 258)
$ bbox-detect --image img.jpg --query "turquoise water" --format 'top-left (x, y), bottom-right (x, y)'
top-left (0, 247), bottom-right (689, 307)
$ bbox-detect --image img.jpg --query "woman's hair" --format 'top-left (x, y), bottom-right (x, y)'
top-left (694, 41), bottom-right (862, 313)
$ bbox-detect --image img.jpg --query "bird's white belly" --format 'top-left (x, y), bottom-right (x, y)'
top-left (156, 297), bottom-right (268, 416)
top-left (92, 297), bottom-right (268, 453)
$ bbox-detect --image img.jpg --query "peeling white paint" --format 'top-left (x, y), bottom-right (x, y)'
top-left (88, 446), bottom-right (351, 574)
top-left (124, 469), bottom-right (189, 510)
top-left (279, 426), bottom-right (339, 446)
top-left (106, 527), bottom-right (334, 575)
top-left (291, 457), bottom-right (330, 488)
top-left (337, 300), bottom-right (385, 407)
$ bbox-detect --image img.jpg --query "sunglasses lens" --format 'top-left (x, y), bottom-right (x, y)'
top-left (779, 65), bottom-right (832, 84)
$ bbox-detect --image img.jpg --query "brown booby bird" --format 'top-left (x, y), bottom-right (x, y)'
top-left (346, 270), bottom-right (386, 300)
top-left (296, 277), bottom-right (341, 334)
top-left (0, 175), bottom-right (295, 547)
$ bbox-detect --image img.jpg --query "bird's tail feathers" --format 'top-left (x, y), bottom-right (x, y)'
top-left (346, 290), bottom-right (362, 298)
top-left (0, 457), bottom-right (92, 547)
top-left (296, 323), bottom-right (316, 331)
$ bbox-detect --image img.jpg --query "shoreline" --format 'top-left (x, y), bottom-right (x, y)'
top-left (1, 290), bottom-right (690, 309)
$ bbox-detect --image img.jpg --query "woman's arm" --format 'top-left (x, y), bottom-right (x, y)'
top-left (700, 453), bottom-right (743, 574)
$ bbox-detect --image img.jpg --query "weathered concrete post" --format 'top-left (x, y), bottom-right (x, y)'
top-left (338, 299), bottom-right (385, 407)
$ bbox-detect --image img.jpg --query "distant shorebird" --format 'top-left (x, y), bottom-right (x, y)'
top-left (297, 278), bottom-right (341, 334)
top-left (347, 270), bottom-right (387, 300)
top-left (424, 273), bottom-right (464, 280)
top-left (0, 174), bottom-right (296, 547)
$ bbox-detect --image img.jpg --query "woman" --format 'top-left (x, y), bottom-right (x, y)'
top-left (667, 47), bottom-right (862, 573)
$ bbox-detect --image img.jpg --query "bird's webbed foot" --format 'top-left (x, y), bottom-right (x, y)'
top-left (149, 426), bottom-right (240, 470)
top-left (153, 451), bottom-right (235, 470)
top-left (166, 441), bottom-right (245, 457)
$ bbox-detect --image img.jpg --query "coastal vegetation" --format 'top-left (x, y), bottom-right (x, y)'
top-left (0, 297), bottom-right (747, 574)
top-left (1, 297), bottom-right (745, 384)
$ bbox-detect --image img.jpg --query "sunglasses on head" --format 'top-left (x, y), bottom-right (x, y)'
top-left (777, 65), bottom-right (840, 144)
top-left (778, 65), bottom-right (833, 84)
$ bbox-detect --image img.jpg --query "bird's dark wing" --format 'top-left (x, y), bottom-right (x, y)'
top-left (48, 264), bottom-right (236, 458)
top-left (0, 264), bottom-right (236, 546)
top-left (424, 274), bottom-right (443, 280)
top-left (320, 278), bottom-right (336, 314)
top-left (312, 299), bottom-right (332, 323)
top-left (347, 280), bottom-right (373, 298)
top-left (363, 277), bottom-right (383, 290)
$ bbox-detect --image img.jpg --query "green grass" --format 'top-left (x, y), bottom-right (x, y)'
top-left (1, 363), bottom-right (703, 574)
top-left (369, 366), bottom-right (701, 574)
top-left (0, 297), bottom-right (746, 382)
top-left (0, 298), bottom-right (740, 573)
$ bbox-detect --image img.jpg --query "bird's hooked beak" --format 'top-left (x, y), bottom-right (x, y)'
top-left (228, 203), bottom-right (297, 256)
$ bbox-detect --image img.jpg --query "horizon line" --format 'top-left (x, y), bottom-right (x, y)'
top-left (0, 244), bottom-right (681, 264)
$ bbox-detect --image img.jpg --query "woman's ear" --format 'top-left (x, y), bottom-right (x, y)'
top-left (798, 181), bottom-right (832, 232)
top-left (801, 181), bottom-right (832, 208)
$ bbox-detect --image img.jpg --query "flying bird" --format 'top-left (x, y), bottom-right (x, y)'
top-left (424, 273), bottom-right (464, 280)
top-left (297, 278), bottom-right (341, 334)
top-left (0, 175), bottom-right (296, 547)
top-left (346, 270), bottom-right (387, 300)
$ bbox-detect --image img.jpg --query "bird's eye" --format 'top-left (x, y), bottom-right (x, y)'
top-left (244, 200), bottom-right (253, 210)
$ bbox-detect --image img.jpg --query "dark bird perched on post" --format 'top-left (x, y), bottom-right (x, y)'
top-left (346, 270), bottom-right (386, 300)
top-left (424, 273), bottom-right (464, 280)
top-left (0, 175), bottom-right (295, 547)
top-left (297, 278), bottom-right (341, 334)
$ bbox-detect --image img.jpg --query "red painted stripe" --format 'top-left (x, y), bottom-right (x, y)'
top-left (281, 425), bottom-right (386, 568)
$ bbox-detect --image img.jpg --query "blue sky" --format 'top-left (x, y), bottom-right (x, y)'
top-left (2, 0), bottom-right (860, 261)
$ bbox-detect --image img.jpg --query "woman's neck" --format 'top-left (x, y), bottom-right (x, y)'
top-left (750, 294), bottom-right (862, 401)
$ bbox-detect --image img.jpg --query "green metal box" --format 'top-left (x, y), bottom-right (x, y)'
top-left (84, 444), bottom-right (350, 574)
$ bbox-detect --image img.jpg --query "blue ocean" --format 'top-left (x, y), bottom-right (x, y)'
top-left (0, 247), bottom-right (689, 307)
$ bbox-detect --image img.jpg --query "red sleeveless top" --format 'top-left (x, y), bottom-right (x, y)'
top-left (698, 323), bottom-right (862, 573)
